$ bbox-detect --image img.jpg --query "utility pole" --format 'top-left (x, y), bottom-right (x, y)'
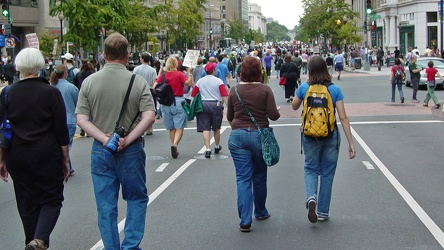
top-left (441, 0), bottom-right (443, 57)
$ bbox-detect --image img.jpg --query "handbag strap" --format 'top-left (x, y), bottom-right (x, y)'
top-left (234, 85), bottom-right (261, 130)
top-left (2, 86), bottom-right (9, 125)
top-left (115, 74), bottom-right (136, 130)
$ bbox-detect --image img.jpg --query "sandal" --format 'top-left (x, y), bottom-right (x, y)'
top-left (25, 239), bottom-right (47, 250)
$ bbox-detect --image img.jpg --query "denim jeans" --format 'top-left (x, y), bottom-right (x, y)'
top-left (303, 130), bottom-right (340, 218)
top-left (67, 124), bottom-right (76, 171)
top-left (228, 128), bottom-right (269, 226)
top-left (391, 79), bottom-right (404, 102)
top-left (411, 77), bottom-right (419, 100)
top-left (91, 140), bottom-right (148, 250)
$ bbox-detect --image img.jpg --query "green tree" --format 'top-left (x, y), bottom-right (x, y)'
top-left (226, 18), bottom-right (248, 44)
top-left (266, 22), bottom-right (290, 42)
top-left (244, 28), bottom-right (264, 45)
top-left (38, 31), bottom-right (61, 58)
top-left (50, 0), bottom-right (129, 52)
top-left (297, 0), bottom-right (360, 47)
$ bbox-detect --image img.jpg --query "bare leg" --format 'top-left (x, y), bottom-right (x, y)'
top-left (214, 129), bottom-right (221, 147)
top-left (173, 128), bottom-right (184, 146)
top-left (169, 129), bottom-right (176, 145)
top-left (203, 131), bottom-right (211, 149)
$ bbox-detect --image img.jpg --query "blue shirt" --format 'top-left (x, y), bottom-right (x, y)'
top-left (264, 55), bottom-right (273, 68)
top-left (201, 68), bottom-right (222, 78)
top-left (296, 82), bottom-right (344, 105)
top-left (54, 79), bottom-right (79, 125)
top-left (216, 63), bottom-right (229, 86)
top-left (333, 54), bottom-right (344, 64)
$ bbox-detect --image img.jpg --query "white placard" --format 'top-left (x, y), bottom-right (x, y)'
top-left (182, 50), bottom-right (200, 68)
top-left (25, 33), bottom-right (39, 49)
top-left (52, 39), bottom-right (58, 55)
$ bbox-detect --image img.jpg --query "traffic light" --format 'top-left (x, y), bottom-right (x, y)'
top-left (366, 0), bottom-right (372, 14)
top-left (2, 0), bottom-right (8, 17)
top-left (209, 27), bottom-right (213, 35)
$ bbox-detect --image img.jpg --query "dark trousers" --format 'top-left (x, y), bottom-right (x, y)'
top-left (6, 144), bottom-right (65, 247)
top-left (285, 80), bottom-right (297, 99)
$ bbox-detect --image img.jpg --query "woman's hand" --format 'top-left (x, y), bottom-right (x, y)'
top-left (63, 160), bottom-right (70, 182)
top-left (0, 160), bottom-right (8, 182)
top-left (349, 144), bottom-right (356, 159)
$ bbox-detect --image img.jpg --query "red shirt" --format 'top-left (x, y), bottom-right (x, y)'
top-left (156, 71), bottom-right (187, 97)
top-left (425, 67), bottom-right (438, 81)
top-left (391, 65), bottom-right (404, 77)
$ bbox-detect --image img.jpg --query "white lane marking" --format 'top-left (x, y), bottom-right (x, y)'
top-left (198, 126), bottom-right (228, 154)
top-left (155, 163), bottom-right (169, 173)
top-left (90, 159), bottom-right (197, 250)
top-left (149, 121), bottom-right (443, 132)
top-left (362, 161), bottom-right (375, 169)
top-left (351, 126), bottom-right (444, 248)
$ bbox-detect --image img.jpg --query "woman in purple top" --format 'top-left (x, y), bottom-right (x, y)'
top-left (263, 52), bottom-right (273, 77)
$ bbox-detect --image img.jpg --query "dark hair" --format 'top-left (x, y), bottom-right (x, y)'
top-left (394, 58), bottom-right (401, 65)
top-left (428, 60), bottom-right (434, 67)
top-left (216, 54), bottom-right (223, 63)
top-left (240, 56), bottom-right (262, 82)
top-left (49, 64), bottom-right (68, 85)
top-left (284, 55), bottom-right (292, 62)
top-left (307, 55), bottom-right (331, 85)
top-left (140, 52), bottom-right (151, 63)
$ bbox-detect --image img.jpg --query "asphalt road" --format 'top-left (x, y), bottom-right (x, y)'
top-left (1, 71), bottom-right (444, 250)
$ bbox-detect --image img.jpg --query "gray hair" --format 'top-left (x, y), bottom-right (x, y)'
top-left (15, 48), bottom-right (45, 76)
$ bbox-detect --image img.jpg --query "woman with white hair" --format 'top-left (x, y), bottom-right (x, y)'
top-left (0, 48), bottom-right (70, 250)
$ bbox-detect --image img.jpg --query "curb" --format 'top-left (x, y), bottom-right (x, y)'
top-left (431, 103), bottom-right (444, 120)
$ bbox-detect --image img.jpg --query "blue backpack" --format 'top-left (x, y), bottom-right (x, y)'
top-left (66, 67), bottom-right (75, 83)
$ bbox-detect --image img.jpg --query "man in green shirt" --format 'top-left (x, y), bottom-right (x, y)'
top-left (408, 56), bottom-right (423, 103)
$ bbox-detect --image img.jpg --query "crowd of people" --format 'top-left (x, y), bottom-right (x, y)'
top-left (14, 36), bottom-right (444, 248)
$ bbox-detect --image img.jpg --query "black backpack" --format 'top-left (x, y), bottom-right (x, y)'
top-left (154, 72), bottom-right (175, 106)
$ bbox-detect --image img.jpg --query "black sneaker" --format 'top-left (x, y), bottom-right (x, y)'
top-left (401, 97), bottom-right (405, 103)
top-left (435, 104), bottom-right (441, 109)
top-left (307, 199), bottom-right (318, 223)
top-left (214, 145), bottom-right (222, 154)
top-left (205, 150), bottom-right (211, 158)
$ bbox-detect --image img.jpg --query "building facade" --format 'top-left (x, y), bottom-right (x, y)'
top-left (368, 0), bottom-right (442, 55)
top-left (248, 3), bottom-right (267, 36)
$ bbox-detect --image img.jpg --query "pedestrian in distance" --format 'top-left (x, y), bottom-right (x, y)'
top-left (61, 53), bottom-right (79, 84)
top-left (280, 54), bottom-right (299, 102)
top-left (191, 62), bottom-right (228, 158)
top-left (0, 47), bottom-right (71, 250)
top-left (274, 55), bottom-right (283, 79)
top-left (408, 56), bottom-right (423, 103)
top-left (133, 52), bottom-right (158, 135)
top-left (389, 58), bottom-right (405, 103)
top-left (377, 47), bottom-right (384, 71)
top-left (325, 54), bottom-right (333, 75)
top-left (227, 56), bottom-right (280, 233)
top-left (3, 59), bottom-right (16, 85)
top-left (291, 55), bottom-right (356, 223)
top-left (154, 57), bottom-right (194, 159)
top-left (423, 60), bottom-right (444, 109)
top-left (76, 32), bottom-right (156, 250)
top-left (49, 64), bottom-right (79, 176)
top-left (333, 50), bottom-right (344, 80)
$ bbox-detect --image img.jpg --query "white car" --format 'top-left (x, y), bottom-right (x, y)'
top-left (405, 57), bottom-right (444, 88)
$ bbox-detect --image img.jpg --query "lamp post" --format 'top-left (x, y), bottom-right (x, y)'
top-left (58, 13), bottom-right (65, 55)
top-left (208, 4), bottom-right (214, 50)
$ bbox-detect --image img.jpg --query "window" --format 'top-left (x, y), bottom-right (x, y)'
top-left (427, 12), bottom-right (437, 22)
top-left (428, 26), bottom-right (438, 47)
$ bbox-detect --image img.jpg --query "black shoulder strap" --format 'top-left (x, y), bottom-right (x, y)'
top-left (115, 74), bottom-right (136, 129)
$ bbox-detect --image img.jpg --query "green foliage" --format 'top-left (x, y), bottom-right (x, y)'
top-left (266, 22), bottom-right (290, 42)
top-left (38, 32), bottom-right (60, 58)
top-left (297, 0), bottom-right (361, 46)
top-left (244, 29), bottom-right (264, 45)
top-left (226, 18), bottom-right (248, 44)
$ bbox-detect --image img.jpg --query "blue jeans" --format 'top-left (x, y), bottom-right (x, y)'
top-left (228, 128), bottom-right (269, 226)
top-left (391, 79), bottom-right (404, 102)
top-left (91, 140), bottom-right (148, 250)
top-left (67, 124), bottom-right (76, 171)
top-left (303, 130), bottom-right (340, 217)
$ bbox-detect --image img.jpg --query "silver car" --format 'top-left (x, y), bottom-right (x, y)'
top-left (405, 57), bottom-right (444, 88)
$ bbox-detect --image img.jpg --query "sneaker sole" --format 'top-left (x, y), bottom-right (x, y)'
top-left (308, 200), bottom-right (318, 223)
top-left (171, 146), bottom-right (179, 159)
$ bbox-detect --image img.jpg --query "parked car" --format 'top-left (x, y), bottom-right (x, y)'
top-left (405, 57), bottom-right (444, 88)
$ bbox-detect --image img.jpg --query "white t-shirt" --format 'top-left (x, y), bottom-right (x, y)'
top-left (195, 75), bottom-right (225, 101)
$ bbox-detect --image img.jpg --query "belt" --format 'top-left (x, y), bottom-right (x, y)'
top-left (202, 100), bottom-right (219, 102)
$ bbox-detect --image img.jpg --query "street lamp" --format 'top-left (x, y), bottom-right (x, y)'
top-left (58, 13), bottom-right (65, 55)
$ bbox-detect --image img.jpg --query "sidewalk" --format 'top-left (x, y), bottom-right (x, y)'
top-left (343, 64), bottom-right (392, 76)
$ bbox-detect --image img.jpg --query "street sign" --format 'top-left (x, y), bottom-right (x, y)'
top-left (5, 37), bottom-right (14, 48)
top-left (370, 14), bottom-right (381, 20)
top-left (4, 22), bottom-right (11, 35)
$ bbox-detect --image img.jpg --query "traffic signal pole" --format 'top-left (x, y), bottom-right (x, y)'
top-left (363, 0), bottom-right (372, 71)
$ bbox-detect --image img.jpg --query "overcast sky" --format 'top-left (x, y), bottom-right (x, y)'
top-left (248, 0), bottom-right (305, 30)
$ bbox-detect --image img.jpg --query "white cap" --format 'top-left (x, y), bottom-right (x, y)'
top-left (61, 53), bottom-right (74, 60)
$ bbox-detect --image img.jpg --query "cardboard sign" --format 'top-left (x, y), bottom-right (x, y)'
top-left (25, 33), bottom-right (39, 49)
top-left (182, 50), bottom-right (200, 68)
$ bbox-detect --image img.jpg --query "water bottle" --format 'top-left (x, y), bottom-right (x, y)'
top-left (103, 127), bottom-right (125, 155)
